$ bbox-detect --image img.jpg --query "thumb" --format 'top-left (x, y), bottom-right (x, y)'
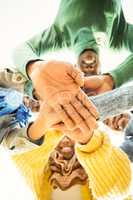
top-left (68, 65), bottom-right (84, 87)
top-left (84, 75), bottom-right (103, 90)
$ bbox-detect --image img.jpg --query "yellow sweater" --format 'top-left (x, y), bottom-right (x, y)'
top-left (12, 129), bottom-right (132, 200)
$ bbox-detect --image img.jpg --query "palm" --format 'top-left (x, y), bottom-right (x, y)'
top-left (30, 60), bottom-right (99, 134)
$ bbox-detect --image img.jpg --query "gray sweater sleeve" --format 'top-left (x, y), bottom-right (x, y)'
top-left (120, 116), bottom-right (133, 162)
top-left (90, 85), bottom-right (133, 121)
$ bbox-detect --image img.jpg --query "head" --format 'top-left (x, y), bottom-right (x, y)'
top-left (48, 136), bottom-right (88, 190)
top-left (78, 49), bottom-right (100, 76)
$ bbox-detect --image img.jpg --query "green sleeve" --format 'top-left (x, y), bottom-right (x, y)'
top-left (13, 0), bottom-right (99, 80)
top-left (13, 24), bottom-right (70, 79)
top-left (109, 54), bottom-right (133, 87)
top-left (109, 23), bottom-right (133, 88)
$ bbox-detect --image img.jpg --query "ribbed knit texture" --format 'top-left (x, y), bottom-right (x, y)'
top-left (12, 129), bottom-right (132, 200)
top-left (12, 130), bottom-right (63, 200)
top-left (76, 130), bottom-right (132, 200)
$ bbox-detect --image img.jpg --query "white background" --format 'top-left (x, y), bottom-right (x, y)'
top-left (0, 0), bottom-right (133, 199)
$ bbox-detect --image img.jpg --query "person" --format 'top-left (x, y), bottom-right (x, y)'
top-left (12, 0), bottom-right (133, 137)
top-left (0, 67), bottom-right (41, 149)
top-left (0, 66), bottom-right (133, 152)
top-left (11, 100), bottom-right (132, 200)
top-left (0, 68), bottom-right (132, 199)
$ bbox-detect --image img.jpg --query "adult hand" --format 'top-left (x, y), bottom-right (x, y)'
top-left (52, 122), bottom-right (94, 144)
top-left (27, 102), bottom-right (61, 140)
top-left (84, 74), bottom-right (114, 95)
top-left (27, 60), bottom-right (99, 134)
top-left (104, 113), bottom-right (130, 131)
top-left (28, 103), bottom-right (97, 143)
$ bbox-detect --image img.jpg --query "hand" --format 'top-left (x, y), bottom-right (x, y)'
top-left (52, 122), bottom-right (95, 144)
top-left (78, 50), bottom-right (100, 76)
top-left (27, 60), bottom-right (99, 135)
top-left (104, 113), bottom-right (130, 131)
top-left (27, 102), bottom-right (61, 140)
top-left (84, 74), bottom-right (114, 95)
top-left (28, 103), bottom-right (98, 143)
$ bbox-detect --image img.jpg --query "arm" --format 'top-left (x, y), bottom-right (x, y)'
top-left (76, 130), bottom-right (132, 199)
top-left (90, 85), bottom-right (133, 121)
top-left (109, 54), bottom-right (133, 88)
top-left (12, 129), bottom-right (62, 199)
top-left (13, 0), bottom-right (99, 79)
top-left (26, 84), bottom-right (133, 142)
top-left (13, 24), bottom-right (70, 79)
top-left (108, 9), bottom-right (133, 88)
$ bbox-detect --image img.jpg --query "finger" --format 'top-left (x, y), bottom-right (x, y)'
top-left (76, 89), bottom-right (99, 119)
top-left (70, 97), bottom-right (98, 130)
top-left (108, 119), bottom-right (113, 128)
top-left (112, 116), bottom-right (118, 130)
top-left (68, 65), bottom-right (84, 87)
top-left (104, 118), bottom-right (110, 126)
top-left (113, 115), bottom-right (123, 130)
top-left (63, 103), bottom-right (94, 135)
top-left (52, 122), bottom-right (67, 133)
top-left (54, 104), bottom-right (75, 129)
top-left (53, 123), bottom-right (92, 144)
top-left (118, 117), bottom-right (129, 130)
top-left (66, 127), bottom-right (92, 144)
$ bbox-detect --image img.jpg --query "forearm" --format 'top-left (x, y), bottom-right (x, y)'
top-left (27, 116), bottom-right (47, 141)
top-left (13, 42), bottom-right (41, 79)
top-left (90, 85), bottom-right (133, 121)
top-left (13, 25), bottom-right (69, 78)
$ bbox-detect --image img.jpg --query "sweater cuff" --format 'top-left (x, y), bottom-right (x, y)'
top-left (109, 69), bottom-right (123, 88)
top-left (76, 130), bottom-right (132, 199)
top-left (76, 129), bottom-right (106, 153)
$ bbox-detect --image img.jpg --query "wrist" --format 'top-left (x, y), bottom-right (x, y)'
top-left (27, 61), bottom-right (43, 79)
top-left (103, 74), bottom-right (115, 89)
top-left (79, 132), bottom-right (93, 145)
top-left (27, 113), bottom-right (47, 140)
top-left (26, 123), bottom-right (44, 145)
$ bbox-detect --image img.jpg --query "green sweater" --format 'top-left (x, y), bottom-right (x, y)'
top-left (13, 0), bottom-right (133, 94)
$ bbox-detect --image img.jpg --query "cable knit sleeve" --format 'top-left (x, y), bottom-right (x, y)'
top-left (12, 130), bottom-right (62, 200)
top-left (76, 129), bottom-right (132, 200)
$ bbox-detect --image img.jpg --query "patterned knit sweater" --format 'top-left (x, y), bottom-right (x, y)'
top-left (12, 129), bottom-right (132, 200)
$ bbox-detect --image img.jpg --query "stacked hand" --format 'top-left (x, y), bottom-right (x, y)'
top-left (27, 60), bottom-right (99, 142)
top-left (28, 103), bottom-right (95, 144)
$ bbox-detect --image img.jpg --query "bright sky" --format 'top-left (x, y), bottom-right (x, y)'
top-left (0, 0), bottom-right (133, 199)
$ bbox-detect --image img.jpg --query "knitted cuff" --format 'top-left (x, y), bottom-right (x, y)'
top-left (76, 130), bottom-right (132, 199)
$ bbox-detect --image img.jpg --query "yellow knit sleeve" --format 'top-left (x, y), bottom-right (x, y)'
top-left (76, 129), bottom-right (132, 200)
top-left (12, 129), bottom-right (62, 200)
